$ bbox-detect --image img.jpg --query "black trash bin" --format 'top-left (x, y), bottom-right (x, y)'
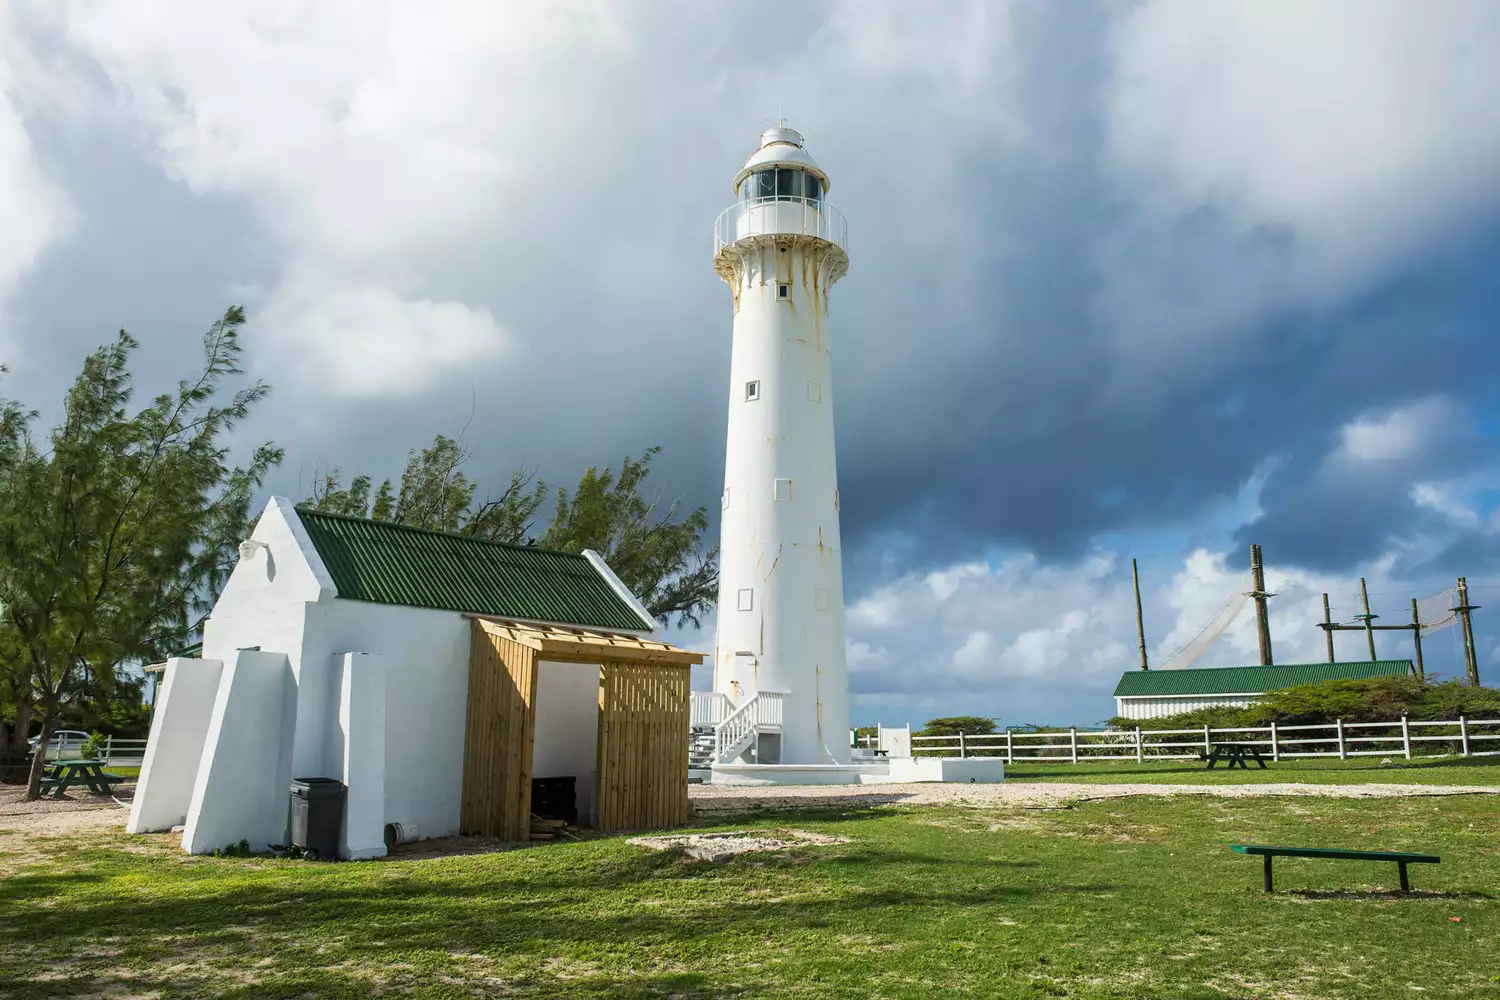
top-left (290, 777), bottom-right (346, 860)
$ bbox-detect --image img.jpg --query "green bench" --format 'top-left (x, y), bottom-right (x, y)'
top-left (1231, 843), bottom-right (1440, 893)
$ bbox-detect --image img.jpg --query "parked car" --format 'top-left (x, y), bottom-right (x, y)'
top-left (27, 730), bottom-right (93, 761)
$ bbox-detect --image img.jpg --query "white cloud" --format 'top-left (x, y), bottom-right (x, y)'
top-left (26, 1), bottom-right (624, 398)
top-left (845, 542), bottom-right (1471, 724)
top-left (256, 277), bottom-right (507, 399)
top-left (1107, 0), bottom-right (1500, 286)
top-left (1335, 397), bottom-right (1455, 465)
top-left (1098, 0), bottom-right (1500, 384)
top-left (0, 9), bottom-right (73, 347)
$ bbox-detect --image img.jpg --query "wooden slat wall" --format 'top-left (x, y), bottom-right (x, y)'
top-left (596, 660), bottom-right (690, 832)
top-left (460, 619), bottom-right (539, 840)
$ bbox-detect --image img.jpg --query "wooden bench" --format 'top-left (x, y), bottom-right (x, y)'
top-left (1231, 843), bottom-right (1440, 893)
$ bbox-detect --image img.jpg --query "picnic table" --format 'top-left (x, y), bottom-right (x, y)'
top-left (1201, 742), bottom-right (1269, 769)
top-left (41, 759), bottom-right (125, 798)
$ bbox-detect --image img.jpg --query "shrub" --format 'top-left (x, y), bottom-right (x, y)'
top-left (1108, 678), bottom-right (1500, 732)
top-left (80, 731), bottom-right (107, 760)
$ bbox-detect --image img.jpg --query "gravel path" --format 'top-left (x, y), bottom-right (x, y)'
top-left (689, 780), bottom-right (1500, 817)
top-left (0, 781), bottom-right (132, 836)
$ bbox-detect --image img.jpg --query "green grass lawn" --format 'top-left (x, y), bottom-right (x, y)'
top-left (1002, 754), bottom-right (1500, 786)
top-left (2, 794), bottom-right (1497, 999)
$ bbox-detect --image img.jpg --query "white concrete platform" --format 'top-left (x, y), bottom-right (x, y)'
top-left (709, 762), bottom-right (889, 786)
top-left (866, 757), bottom-right (1006, 784)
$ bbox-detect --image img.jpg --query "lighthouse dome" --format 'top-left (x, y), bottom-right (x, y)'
top-left (734, 126), bottom-right (831, 196)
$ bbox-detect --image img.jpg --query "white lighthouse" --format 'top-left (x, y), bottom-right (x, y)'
top-left (711, 126), bottom-right (851, 767)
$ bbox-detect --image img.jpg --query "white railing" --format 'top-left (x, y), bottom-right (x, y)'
top-left (714, 697), bottom-right (760, 762)
top-left (714, 197), bottom-right (848, 256)
top-left (34, 736), bottom-right (148, 765)
top-left (853, 716), bottom-right (1500, 763)
top-left (691, 691), bottom-right (733, 728)
top-left (753, 691), bottom-right (784, 730)
top-left (103, 737), bottom-right (148, 766)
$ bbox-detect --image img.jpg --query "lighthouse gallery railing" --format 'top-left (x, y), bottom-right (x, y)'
top-left (714, 197), bottom-right (848, 256)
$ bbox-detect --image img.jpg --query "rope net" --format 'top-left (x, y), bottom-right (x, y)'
top-left (1158, 590), bottom-right (1250, 670)
top-left (1343, 587), bottom-right (1457, 635)
top-left (1414, 587), bottom-right (1458, 635)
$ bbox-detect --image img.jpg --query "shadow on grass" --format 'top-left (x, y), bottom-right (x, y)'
top-left (1281, 888), bottom-right (1495, 901)
top-left (0, 844), bottom-right (1113, 956)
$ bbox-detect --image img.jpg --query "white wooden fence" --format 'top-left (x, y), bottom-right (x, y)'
top-left (44, 737), bottom-right (149, 765)
top-left (856, 717), bottom-right (1500, 763)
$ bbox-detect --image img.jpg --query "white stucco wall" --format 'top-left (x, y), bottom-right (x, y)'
top-left (127, 657), bottom-right (225, 834)
top-left (182, 650), bottom-right (296, 854)
top-left (334, 653), bottom-right (387, 859)
top-left (532, 659), bottom-right (602, 825)
top-left (302, 599), bottom-right (471, 840)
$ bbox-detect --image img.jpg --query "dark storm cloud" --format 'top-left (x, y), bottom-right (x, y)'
top-left (4, 0), bottom-right (1500, 598)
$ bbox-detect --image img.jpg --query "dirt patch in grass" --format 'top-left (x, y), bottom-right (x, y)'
top-left (628, 828), bottom-right (850, 861)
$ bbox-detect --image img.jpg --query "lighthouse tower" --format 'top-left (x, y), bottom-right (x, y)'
top-left (712, 126), bottom-right (851, 766)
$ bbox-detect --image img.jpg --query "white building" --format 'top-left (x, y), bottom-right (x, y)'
top-left (705, 126), bottom-right (852, 770)
top-left (1112, 660), bottom-right (1414, 721)
top-left (128, 498), bottom-right (703, 857)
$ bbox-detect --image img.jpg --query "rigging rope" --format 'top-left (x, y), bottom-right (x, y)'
top-left (1158, 590), bottom-right (1250, 670)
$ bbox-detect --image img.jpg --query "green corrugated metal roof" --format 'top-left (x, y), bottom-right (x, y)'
top-left (1113, 660), bottom-right (1412, 697)
top-left (294, 508), bottom-right (651, 631)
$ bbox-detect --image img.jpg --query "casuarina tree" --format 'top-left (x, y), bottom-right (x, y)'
top-left (0, 308), bottom-right (280, 799)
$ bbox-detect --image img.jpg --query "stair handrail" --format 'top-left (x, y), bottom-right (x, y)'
top-left (714, 694), bottom-right (761, 761)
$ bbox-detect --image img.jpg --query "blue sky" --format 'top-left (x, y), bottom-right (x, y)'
top-left (2, 1), bottom-right (1498, 728)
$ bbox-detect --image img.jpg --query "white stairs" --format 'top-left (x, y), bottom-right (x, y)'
top-left (688, 691), bottom-right (784, 778)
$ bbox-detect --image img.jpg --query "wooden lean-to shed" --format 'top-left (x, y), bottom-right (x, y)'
top-left (462, 618), bottom-right (703, 840)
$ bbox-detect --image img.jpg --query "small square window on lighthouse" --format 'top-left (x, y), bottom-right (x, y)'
top-left (721, 487), bottom-right (731, 510)
top-left (774, 478), bottom-right (793, 501)
top-left (737, 588), bottom-right (754, 612)
top-left (807, 381), bottom-right (822, 403)
top-left (814, 587), bottom-right (830, 611)
top-left (745, 380), bottom-right (761, 401)
top-left (777, 283), bottom-right (790, 300)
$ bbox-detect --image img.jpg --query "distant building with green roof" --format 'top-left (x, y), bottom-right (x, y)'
top-left (1112, 660), bottom-right (1413, 720)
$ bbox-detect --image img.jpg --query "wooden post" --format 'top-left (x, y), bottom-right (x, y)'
top-left (1336, 718), bottom-right (1346, 760)
top-left (1250, 544), bottom-right (1274, 666)
top-left (1133, 558), bottom-right (1149, 671)
top-left (1006, 729), bottom-right (1014, 763)
top-left (1460, 715), bottom-right (1470, 757)
top-left (1069, 727), bottom-right (1078, 764)
top-left (958, 731), bottom-right (966, 759)
top-left (1270, 721), bottom-right (1280, 762)
top-left (1203, 724), bottom-right (1211, 757)
top-left (1358, 578), bottom-right (1378, 661)
top-left (1410, 599), bottom-right (1425, 679)
top-left (1456, 577), bottom-right (1481, 687)
top-left (1322, 593), bottom-right (1336, 663)
top-left (1135, 725), bottom-right (1144, 763)
top-left (1400, 715), bottom-right (1412, 760)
